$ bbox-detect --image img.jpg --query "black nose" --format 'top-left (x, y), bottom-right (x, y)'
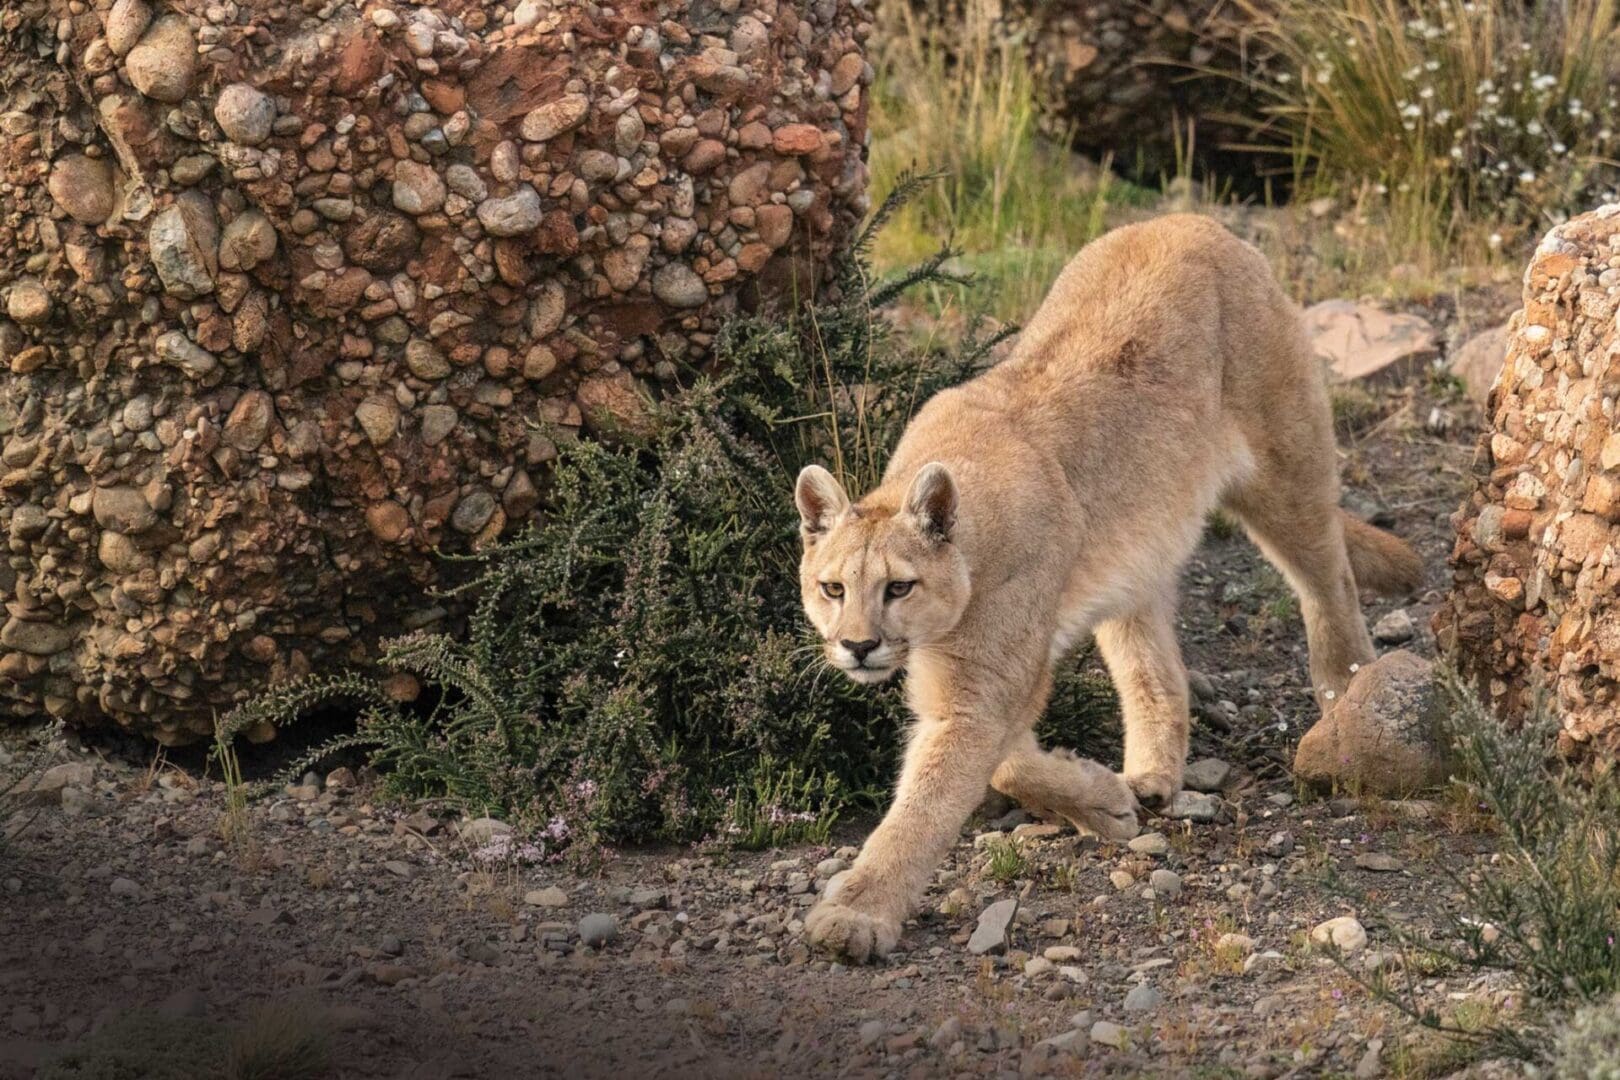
top-left (841, 638), bottom-right (880, 663)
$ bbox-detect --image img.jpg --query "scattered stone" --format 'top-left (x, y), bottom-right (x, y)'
top-left (1371, 608), bottom-right (1415, 645)
top-left (1122, 984), bottom-right (1163, 1012)
top-left (1182, 758), bottom-right (1231, 793)
top-left (1108, 869), bottom-right (1135, 891)
top-left (967, 897), bottom-right (1018, 956)
top-left (1164, 791), bottom-right (1220, 823)
top-left (1264, 831), bottom-right (1294, 858)
top-left (1310, 916), bottom-right (1368, 955)
top-left (524, 886), bottom-right (568, 908)
top-left (1127, 832), bottom-right (1167, 856)
top-left (1303, 299), bottom-right (1439, 383)
top-left (1089, 1020), bottom-right (1126, 1050)
top-left (577, 913), bottom-right (618, 948)
top-left (1294, 650), bottom-right (1448, 795)
top-left (1354, 852), bottom-right (1402, 873)
top-left (1147, 869), bottom-right (1182, 899)
top-left (1044, 945), bottom-right (1081, 963)
top-left (109, 877), bottom-right (140, 899)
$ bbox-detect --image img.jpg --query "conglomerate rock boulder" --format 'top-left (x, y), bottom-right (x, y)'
top-left (1436, 206), bottom-right (1620, 757)
top-left (999, 0), bottom-right (1273, 180)
top-left (0, 0), bottom-right (871, 744)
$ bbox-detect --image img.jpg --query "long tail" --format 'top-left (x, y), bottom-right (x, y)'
top-left (1339, 510), bottom-right (1423, 595)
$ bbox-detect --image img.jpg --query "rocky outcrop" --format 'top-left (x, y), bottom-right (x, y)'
top-left (0, 0), bottom-right (871, 743)
top-left (1436, 206), bottom-right (1620, 756)
top-left (1000, 0), bottom-right (1273, 180)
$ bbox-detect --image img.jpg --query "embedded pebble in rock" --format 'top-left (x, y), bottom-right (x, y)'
top-left (476, 188), bottom-right (543, 237)
top-left (393, 161), bottom-right (447, 216)
top-left (0, 0), bottom-right (871, 745)
top-left (1182, 758), bottom-right (1231, 793)
top-left (104, 0), bottom-right (153, 56)
top-left (652, 263), bottom-right (710, 309)
top-left (1122, 984), bottom-right (1163, 1012)
top-left (47, 155), bottom-right (117, 225)
top-left (578, 913), bottom-right (618, 948)
top-left (967, 897), bottom-right (1018, 955)
top-left (1310, 916), bottom-right (1368, 954)
top-left (1372, 608), bottom-right (1415, 645)
top-left (214, 84), bottom-right (275, 146)
top-left (124, 16), bottom-right (196, 103)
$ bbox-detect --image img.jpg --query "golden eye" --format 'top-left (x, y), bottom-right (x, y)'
top-left (820, 582), bottom-right (844, 600)
top-left (885, 580), bottom-right (915, 600)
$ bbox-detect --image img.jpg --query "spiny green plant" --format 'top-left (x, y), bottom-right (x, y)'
top-left (983, 835), bottom-right (1028, 885)
top-left (216, 180), bottom-right (1118, 853)
top-left (1336, 667), bottom-right (1620, 1062)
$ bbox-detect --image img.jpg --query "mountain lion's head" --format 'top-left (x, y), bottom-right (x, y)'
top-left (794, 463), bottom-right (971, 684)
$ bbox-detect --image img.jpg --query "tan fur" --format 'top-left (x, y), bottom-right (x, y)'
top-left (794, 214), bottom-right (1421, 963)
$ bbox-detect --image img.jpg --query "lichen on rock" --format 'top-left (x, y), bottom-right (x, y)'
top-left (0, 0), bottom-right (871, 743)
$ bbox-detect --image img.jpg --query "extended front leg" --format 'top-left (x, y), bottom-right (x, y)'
top-left (805, 700), bottom-right (1006, 963)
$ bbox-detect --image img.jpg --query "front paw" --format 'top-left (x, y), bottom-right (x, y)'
top-left (1126, 770), bottom-right (1182, 811)
top-left (804, 900), bottom-right (900, 964)
top-left (1064, 758), bottom-right (1141, 841)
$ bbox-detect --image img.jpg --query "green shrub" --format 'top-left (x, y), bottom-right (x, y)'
top-left (219, 183), bottom-right (1117, 853)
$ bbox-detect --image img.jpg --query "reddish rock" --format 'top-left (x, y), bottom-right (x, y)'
top-left (1437, 206), bottom-right (1620, 756)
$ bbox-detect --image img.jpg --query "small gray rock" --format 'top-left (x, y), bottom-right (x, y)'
top-left (1165, 790), bottom-right (1220, 823)
top-left (1182, 758), bottom-right (1232, 793)
top-left (1089, 1019), bottom-right (1126, 1049)
top-left (1147, 869), bottom-right (1182, 899)
top-left (1372, 608), bottom-right (1415, 645)
top-left (1126, 832), bottom-right (1167, 856)
top-left (1122, 983), bottom-right (1163, 1012)
top-left (577, 913), bottom-right (618, 948)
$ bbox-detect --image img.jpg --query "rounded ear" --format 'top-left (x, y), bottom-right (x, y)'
top-left (903, 462), bottom-right (957, 542)
top-left (795, 464), bottom-right (849, 542)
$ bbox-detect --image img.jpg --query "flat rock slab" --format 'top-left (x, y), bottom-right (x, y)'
top-left (967, 897), bottom-right (1018, 955)
top-left (1304, 299), bottom-right (1439, 383)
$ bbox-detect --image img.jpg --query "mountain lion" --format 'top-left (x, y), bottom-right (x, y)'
top-left (793, 214), bottom-right (1421, 962)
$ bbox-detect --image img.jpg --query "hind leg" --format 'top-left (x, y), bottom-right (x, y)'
top-left (992, 729), bottom-right (1138, 841)
top-left (1224, 484), bottom-right (1375, 708)
top-left (1093, 581), bottom-right (1190, 808)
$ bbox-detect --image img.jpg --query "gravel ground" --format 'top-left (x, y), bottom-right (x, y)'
top-left (1, 296), bottom-right (1534, 1079)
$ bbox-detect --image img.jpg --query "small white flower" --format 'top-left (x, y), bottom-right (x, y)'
top-left (1488, 232), bottom-right (1503, 249)
top-left (1435, 109), bottom-right (1453, 124)
top-left (1519, 169), bottom-right (1536, 183)
top-left (1419, 86), bottom-right (1435, 100)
